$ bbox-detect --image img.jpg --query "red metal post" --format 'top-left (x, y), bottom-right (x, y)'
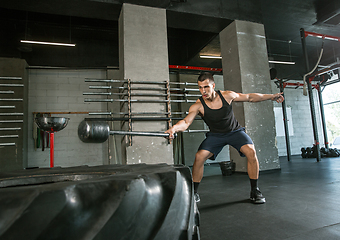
top-left (50, 132), bottom-right (54, 168)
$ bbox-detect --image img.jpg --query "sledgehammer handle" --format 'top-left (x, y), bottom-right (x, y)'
top-left (109, 131), bottom-right (177, 138)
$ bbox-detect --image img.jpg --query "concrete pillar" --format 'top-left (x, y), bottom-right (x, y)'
top-left (119, 3), bottom-right (173, 164)
top-left (219, 20), bottom-right (280, 172)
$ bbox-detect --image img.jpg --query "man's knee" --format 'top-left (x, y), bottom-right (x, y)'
top-left (241, 144), bottom-right (257, 160)
top-left (195, 150), bottom-right (212, 163)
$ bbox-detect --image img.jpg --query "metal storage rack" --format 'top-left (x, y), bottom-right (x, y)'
top-left (0, 76), bottom-right (23, 147)
top-left (82, 78), bottom-right (208, 146)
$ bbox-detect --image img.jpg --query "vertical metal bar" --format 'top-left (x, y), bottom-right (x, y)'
top-left (300, 28), bottom-right (321, 162)
top-left (279, 81), bottom-right (291, 161)
top-left (128, 79), bottom-right (132, 146)
top-left (50, 132), bottom-right (54, 168)
top-left (317, 83), bottom-right (329, 148)
top-left (166, 81), bottom-right (171, 144)
top-left (119, 84), bottom-right (126, 130)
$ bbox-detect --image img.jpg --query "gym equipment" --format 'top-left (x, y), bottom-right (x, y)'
top-left (78, 120), bottom-right (176, 143)
top-left (88, 111), bottom-right (189, 116)
top-left (88, 85), bottom-right (200, 92)
top-left (0, 98), bottom-right (23, 101)
top-left (0, 120), bottom-right (23, 123)
top-left (0, 128), bottom-right (21, 131)
top-left (35, 117), bottom-right (70, 167)
top-left (0, 90), bottom-right (14, 94)
top-left (0, 106), bottom-right (15, 109)
top-left (0, 84), bottom-right (24, 87)
top-left (0, 143), bottom-right (15, 146)
top-left (84, 117), bottom-right (202, 121)
top-left (85, 78), bottom-right (197, 86)
top-left (0, 76), bottom-right (23, 149)
top-left (270, 68), bottom-right (277, 80)
top-left (0, 164), bottom-right (200, 240)
top-left (218, 160), bottom-right (236, 176)
top-left (0, 135), bottom-right (18, 138)
top-left (299, 29), bottom-right (340, 162)
top-left (83, 92), bottom-right (201, 97)
top-left (84, 98), bottom-right (197, 103)
top-left (301, 146), bottom-right (340, 158)
top-left (0, 77), bottom-right (22, 80)
top-left (0, 113), bottom-right (23, 116)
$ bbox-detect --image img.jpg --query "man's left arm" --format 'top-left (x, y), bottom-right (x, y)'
top-left (233, 92), bottom-right (284, 103)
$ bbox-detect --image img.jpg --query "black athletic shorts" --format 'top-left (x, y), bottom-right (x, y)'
top-left (198, 127), bottom-right (253, 160)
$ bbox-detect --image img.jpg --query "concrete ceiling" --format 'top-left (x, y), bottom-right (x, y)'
top-left (0, 0), bottom-right (340, 80)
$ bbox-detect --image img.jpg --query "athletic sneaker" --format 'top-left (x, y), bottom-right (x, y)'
top-left (250, 187), bottom-right (266, 204)
top-left (194, 192), bottom-right (200, 203)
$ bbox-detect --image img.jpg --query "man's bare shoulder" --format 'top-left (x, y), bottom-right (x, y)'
top-left (186, 99), bottom-right (201, 113)
top-left (191, 99), bottom-right (203, 110)
top-left (220, 90), bottom-right (237, 95)
top-left (220, 90), bottom-right (239, 100)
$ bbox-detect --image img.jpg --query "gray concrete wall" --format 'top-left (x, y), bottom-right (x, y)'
top-left (0, 57), bottom-right (28, 171)
top-left (119, 3), bottom-right (173, 164)
top-left (220, 20), bottom-right (280, 172)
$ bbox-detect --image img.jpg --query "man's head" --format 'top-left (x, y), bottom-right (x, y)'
top-left (197, 72), bottom-right (215, 100)
top-left (197, 72), bottom-right (214, 83)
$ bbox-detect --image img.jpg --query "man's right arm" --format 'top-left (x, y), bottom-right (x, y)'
top-left (165, 101), bottom-right (201, 139)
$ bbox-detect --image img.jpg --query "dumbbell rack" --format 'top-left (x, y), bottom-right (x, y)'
top-left (0, 76), bottom-right (23, 148)
top-left (83, 78), bottom-right (207, 146)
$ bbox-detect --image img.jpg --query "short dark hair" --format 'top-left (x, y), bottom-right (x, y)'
top-left (197, 72), bottom-right (214, 83)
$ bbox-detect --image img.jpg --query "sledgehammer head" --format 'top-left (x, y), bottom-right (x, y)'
top-left (78, 120), bottom-right (110, 143)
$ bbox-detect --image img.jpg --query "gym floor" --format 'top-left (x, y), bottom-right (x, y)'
top-left (197, 156), bottom-right (340, 240)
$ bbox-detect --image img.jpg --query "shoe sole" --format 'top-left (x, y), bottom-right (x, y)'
top-left (250, 198), bottom-right (266, 204)
top-left (194, 193), bottom-right (200, 203)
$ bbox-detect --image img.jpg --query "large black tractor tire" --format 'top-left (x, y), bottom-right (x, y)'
top-left (0, 164), bottom-right (200, 240)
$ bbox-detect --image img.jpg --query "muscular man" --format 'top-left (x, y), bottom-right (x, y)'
top-left (165, 72), bottom-right (284, 204)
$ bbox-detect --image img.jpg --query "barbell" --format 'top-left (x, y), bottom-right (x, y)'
top-left (78, 120), bottom-right (176, 143)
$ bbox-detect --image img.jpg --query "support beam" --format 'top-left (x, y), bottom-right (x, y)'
top-left (278, 80), bottom-right (291, 161)
top-left (220, 20), bottom-right (280, 172)
top-left (317, 84), bottom-right (329, 148)
top-left (300, 28), bottom-right (321, 162)
top-left (119, 4), bottom-right (173, 164)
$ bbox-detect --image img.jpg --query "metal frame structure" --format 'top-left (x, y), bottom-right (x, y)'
top-left (83, 77), bottom-right (206, 146)
top-left (299, 29), bottom-right (340, 162)
top-left (273, 30), bottom-right (340, 161)
top-left (275, 79), bottom-right (320, 161)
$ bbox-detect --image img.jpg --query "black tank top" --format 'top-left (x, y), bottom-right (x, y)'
top-left (199, 90), bottom-right (242, 133)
